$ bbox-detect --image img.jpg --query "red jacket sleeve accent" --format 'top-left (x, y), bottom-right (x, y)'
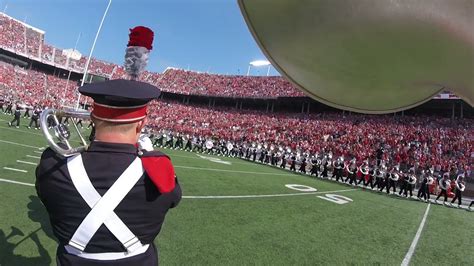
top-left (141, 157), bottom-right (176, 193)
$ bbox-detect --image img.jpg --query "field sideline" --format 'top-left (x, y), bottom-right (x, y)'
top-left (0, 113), bottom-right (473, 265)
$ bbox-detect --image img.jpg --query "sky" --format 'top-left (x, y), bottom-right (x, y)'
top-left (1, 0), bottom-right (278, 76)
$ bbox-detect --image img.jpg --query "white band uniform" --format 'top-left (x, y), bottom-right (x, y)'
top-left (66, 155), bottom-right (149, 260)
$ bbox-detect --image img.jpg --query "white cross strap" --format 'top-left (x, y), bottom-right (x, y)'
top-left (66, 154), bottom-right (147, 255)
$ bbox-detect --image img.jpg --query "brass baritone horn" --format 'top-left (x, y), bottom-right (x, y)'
top-left (40, 108), bottom-right (91, 157)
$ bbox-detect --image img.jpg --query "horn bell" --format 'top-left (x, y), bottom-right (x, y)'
top-left (239, 0), bottom-right (473, 113)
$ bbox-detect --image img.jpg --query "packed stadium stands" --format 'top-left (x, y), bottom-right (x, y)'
top-left (0, 12), bottom-right (306, 98)
top-left (148, 100), bottom-right (472, 175)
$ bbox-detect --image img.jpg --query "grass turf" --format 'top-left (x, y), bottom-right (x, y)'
top-left (0, 113), bottom-right (473, 265)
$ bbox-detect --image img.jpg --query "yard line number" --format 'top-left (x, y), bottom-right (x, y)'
top-left (286, 184), bottom-right (353, 205)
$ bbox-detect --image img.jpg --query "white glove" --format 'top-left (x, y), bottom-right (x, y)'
top-left (138, 134), bottom-right (154, 151)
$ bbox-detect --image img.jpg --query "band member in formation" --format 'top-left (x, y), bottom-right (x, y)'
top-left (4, 100), bottom-right (13, 114)
top-left (450, 175), bottom-right (465, 208)
top-left (153, 132), bottom-right (164, 147)
top-left (345, 159), bottom-right (357, 185)
top-left (8, 103), bottom-right (22, 128)
top-left (28, 105), bottom-right (42, 129)
top-left (398, 171), bottom-right (408, 196)
top-left (297, 156), bottom-right (305, 174)
top-left (404, 170), bottom-right (416, 198)
top-left (387, 167), bottom-right (399, 194)
top-left (23, 104), bottom-right (31, 118)
top-left (417, 170), bottom-right (429, 202)
top-left (435, 173), bottom-right (450, 204)
top-left (280, 153), bottom-right (287, 169)
top-left (373, 165), bottom-right (385, 190)
top-left (364, 163), bottom-right (376, 189)
top-left (321, 156), bottom-right (329, 178)
top-left (310, 156), bottom-right (319, 177)
top-left (357, 161), bottom-right (369, 186)
top-left (289, 154), bottom-right (297, 171)
top-left (333, 157), bottom-right (344, 182)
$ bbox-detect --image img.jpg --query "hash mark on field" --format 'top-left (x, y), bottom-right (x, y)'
top-left (17, 160), bottom-right (37, 166)
top-left (34, 151), bottom-right (43, 154)
top-left (27, 155), bottom-right (41, 159)
top-left (401, 203), bottom-right (431, 266)
top-left (3, 167), bottom-right (28, 173)
top-left (0, 178), bottom-right (35, 187)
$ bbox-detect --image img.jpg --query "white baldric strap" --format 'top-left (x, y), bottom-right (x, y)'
top-left (66, 154), bottom-right (148, 259)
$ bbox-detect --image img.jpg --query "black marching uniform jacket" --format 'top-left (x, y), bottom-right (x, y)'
top-left (35, 141), bottom-right (182, 266)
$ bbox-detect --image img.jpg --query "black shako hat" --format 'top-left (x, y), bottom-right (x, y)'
top-left (79, 79), bottom-right (161, 123)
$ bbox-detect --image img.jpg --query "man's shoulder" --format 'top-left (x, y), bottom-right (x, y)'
top-left (140, 150), bottom-right (170, 160)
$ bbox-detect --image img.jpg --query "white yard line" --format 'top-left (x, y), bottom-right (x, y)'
top-left (174, 165), bottom-right (296, 176)
top-left (0, 139), bottom-right (42, 149)
top-left (16, 160), bottom-right (37, 166)
top-left (3, 167), bottom-right (28, 173)
top-left (26, 155), bottom-right (41, 159)
top-left (33, 151), bottom-right (43, 154)
top-left (0, 178), bottom-right (34, 187)
top-left (401, 203), bottom-right (431, 266)
top-left (182, 189), bottom-right (357, 199)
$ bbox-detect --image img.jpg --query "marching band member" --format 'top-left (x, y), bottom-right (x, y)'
top-left (398, 171), bottom-right (407, 196)
top-left (387, 167), bottom-right (399, 194)
top-left (373, 165), bottom-right (385, 190)
top-left (280, 153), bottom-right (287, 169)
top-left (299, 157), bottom-right (307, 174)
top-left (417, 170), bottom-right (429, 202)
top-left (36, 26), bottom-right (181, 266)
top-left (364, 161), bottom-right (376, 189)
top-left (450, 175), bottom-right (465, 208)
top-left (333, 157), bottom-right (344, 182)
top-left (435, 173), bottom-right (450, 204)
top-left (356, 160), bottom-right (369, 186)
top-left (309, 156), bottom-right (318, 177)
top-left (8, 102), bottom-right (22, 128)
top-left (405, 169), bottom-right (416, 198)
top-left (321, 155), bottom-right (329, 178)
top-left (346, 159), bottom-right (357, 186)
top-left (289, 153), bottom-right (297, 171)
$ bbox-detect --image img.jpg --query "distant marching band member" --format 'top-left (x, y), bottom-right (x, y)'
top-left (417, 170), bottom-right (429, 202)
top-left (435, 173), bottom-right (450, 204)
top-left (379, 167), bottom-right (390, 192)
top-left (299, 157), bottom-right (307, 174)
top-left (280, 154), bottom-right (287, 169)
top-left (373, 165), bottom-right (385, 190)
top-left (333, 157), bottom-right (344, 182)
top-left (426, 172), bottom-right (435, 200)
top-left (310, 156), bottom-right (319, 177)
top-left (289, 153), bottom-right (297, 171)
top-left (357, 161), bottom-right (369, 186)
top-left (346, 159), bottom-right (357, 186)
top-left (364, 162), bottom-right (376, 189)
top-left (450, 175), bottom-right (465, 208)
top-left (387, 167), bottom-right (399, 194)
top-left (321, 156), bottom-right (329, 178)
top-left (398, 171), bottom-right (408, 196)
top-left (405, 169), bottom-right (417, 198)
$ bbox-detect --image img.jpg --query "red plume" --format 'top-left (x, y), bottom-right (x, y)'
top-left (127, 26), bottom-right (154, 50)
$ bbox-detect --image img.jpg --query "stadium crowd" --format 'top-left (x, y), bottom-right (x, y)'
top-left (0, 12), bottom-right (304, 98)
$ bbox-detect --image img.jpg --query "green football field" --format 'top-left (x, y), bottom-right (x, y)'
top-left (0, 113), bottom-right (473, 266)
